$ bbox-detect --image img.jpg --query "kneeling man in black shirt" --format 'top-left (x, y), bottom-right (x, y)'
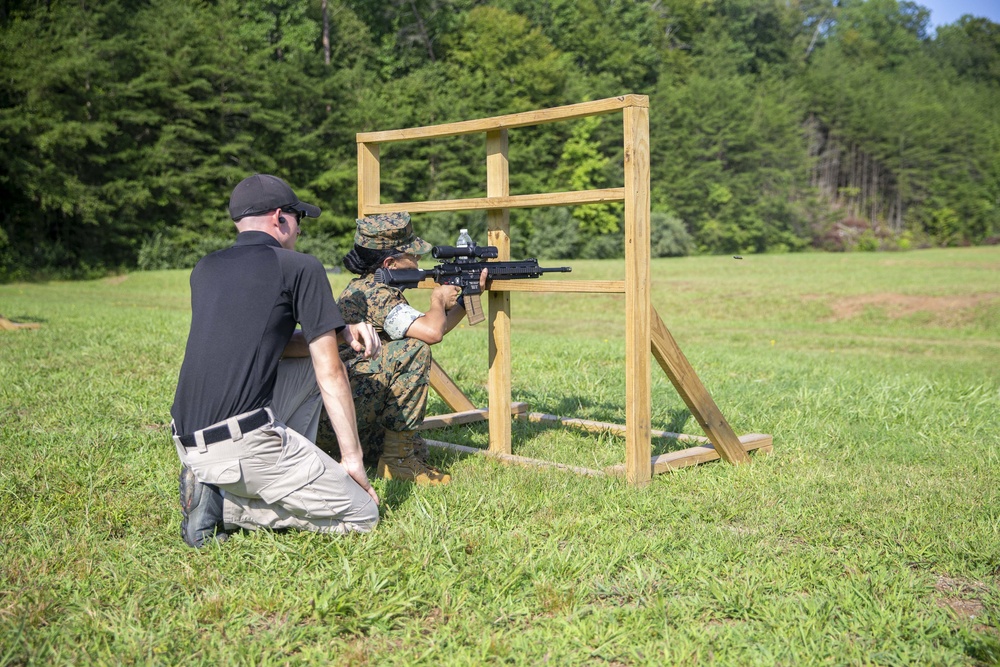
top-left (170, 174), bottom-right (381, 547)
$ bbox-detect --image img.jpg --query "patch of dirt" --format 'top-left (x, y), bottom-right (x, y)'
top-left (806, 292), bottom-right (998, 324)
top-left (935, 575), bottom-right (987, 621)
top-left (104, 275), bottom-right (129, 285)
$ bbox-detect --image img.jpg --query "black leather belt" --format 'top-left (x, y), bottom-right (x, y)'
top-left (178, 409), bottom-right (270, 448)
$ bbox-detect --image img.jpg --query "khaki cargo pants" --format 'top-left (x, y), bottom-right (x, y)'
top-left (174, 358), bottom-right (379, 535)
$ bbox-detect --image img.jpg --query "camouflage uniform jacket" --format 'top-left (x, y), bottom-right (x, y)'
top-left (338, 274), bottom-right (424, 362)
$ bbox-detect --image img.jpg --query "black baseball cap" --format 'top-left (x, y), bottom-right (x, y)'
top-left (228, 174), bottom-right (321, 221)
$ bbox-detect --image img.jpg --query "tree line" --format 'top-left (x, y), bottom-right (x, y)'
top-left (1, 0), bottom-right (998, 280)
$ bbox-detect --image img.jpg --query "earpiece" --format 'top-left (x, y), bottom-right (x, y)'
top-left (279, 216), bottom-right (288, 225)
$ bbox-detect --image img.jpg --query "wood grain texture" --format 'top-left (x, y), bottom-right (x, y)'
top-left (650, 307), bottom-right (752, 464)
top-left (408, 279), bottom-right (625, 293)
top-left (486, 129), bottom-right (512, 455)
top-left (356, 142), bottom-right (380, 217)
top-left (604, 435), bottom-right (772, 476)
top-left (360, 188), bottom-right (625, 216)
top-left (419, 402), bottom-right (528, 430)
top-left (623, 103), bottom-right (652, 487)
top-left (428, 359), bottom-right (476, 413)
top-left (357, 96), bottom-right (648, 143)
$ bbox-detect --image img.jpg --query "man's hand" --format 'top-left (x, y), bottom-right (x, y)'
top-left (341, 456), bottom-right (380, 505)
top-left (343, 322), bottom-right (381, 359)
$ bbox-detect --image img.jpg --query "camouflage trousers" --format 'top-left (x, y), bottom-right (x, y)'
top-left (316, 338), bottom-right (430, 465)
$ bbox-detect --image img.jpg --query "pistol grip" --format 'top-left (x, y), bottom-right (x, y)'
top-left (463, 294), bottom-right (485, 326)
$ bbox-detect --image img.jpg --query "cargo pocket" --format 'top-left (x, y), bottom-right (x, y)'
top-left (250, 449), bottom-right (326, 505)
top-left (194, 460), bottom-right (242, 485)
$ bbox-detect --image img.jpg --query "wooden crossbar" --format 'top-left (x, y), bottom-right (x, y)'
top-left (420, 402), bottom-right (529, 430)
top-left (0, 316), bottom-right (40, 331)
top-left (406, 278), bottom-right (625, 293)
top-left (357, 95), bottom-right (647, 143)
top-left (422, 430), bottom-right (770, 477)
top-left (364, 188), bottom-right (625, 215)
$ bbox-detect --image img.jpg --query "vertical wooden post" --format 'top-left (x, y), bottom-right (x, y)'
top-left (623, 101), bottom-right (652, 487)
top-left (486, 130), bottom-right (512, 455)
top-left (357, 142), bottom-right (380, 217)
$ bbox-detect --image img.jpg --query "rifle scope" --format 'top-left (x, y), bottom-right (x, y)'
top-left (432, 244), bottom-right (499, 260)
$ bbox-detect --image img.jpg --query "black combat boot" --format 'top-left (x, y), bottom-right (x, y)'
top-left (179, 465), bottom-right (229, 548)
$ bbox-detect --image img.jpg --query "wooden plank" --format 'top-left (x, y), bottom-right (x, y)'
top-left (361, 188), bottom-right (625, 216)
top-left (420, 402), bottom-right (528, 430)
top-left (356, 142), bottom-right (380, 216)
top-left (649, 307), bottom-right (751, 464)
top-left (487, 279), bottom-right (624, 293)
top-left (623, 103), bottom-right (652, 488)
top-left (604, 434), bottom-right (772, 477)
top-left (357, 96), bottom-right (648, 144)
top-left (487, 129), bottom-right (512, 456)
top-left (424, 438), bottom-right (605, 477)
top-left (0, 316), bottom-right (40, 331)
top-left (408, 279), bottom-right (625, 293)
top-left (428, 359), bottom-right (476, 413)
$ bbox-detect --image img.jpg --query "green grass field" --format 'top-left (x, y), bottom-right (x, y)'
top-left (2, 247), bottom-right (999, 665)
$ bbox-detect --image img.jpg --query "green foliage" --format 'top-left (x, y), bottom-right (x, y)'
top-left (555, 116), bottom-right (623, 236)
top-left (651, 210), bottom-right (695, 257)
top-left (934, 16), bottom-right (1000, 84)
top-left (1, 0), bottom-right (999, 278)
top-left (136, 231), bottom-right (231, 271)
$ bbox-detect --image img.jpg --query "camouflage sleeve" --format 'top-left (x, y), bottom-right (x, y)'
top-left (351, 280), bottom-right (419, 335)
top-left (383, 303), bottom-right (424, 340)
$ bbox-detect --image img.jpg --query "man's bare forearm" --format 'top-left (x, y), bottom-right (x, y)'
top-left (307, 332), bottom-right (378, 503)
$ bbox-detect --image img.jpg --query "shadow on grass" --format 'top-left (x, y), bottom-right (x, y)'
top-left (379, 478), bottom-right (415, 510)
top-left (0, 313), bottom-right (48, 327)
top-left (522, 393), bottom-right (696, 448)
top-left (423, 403), bottom-right (702, 470)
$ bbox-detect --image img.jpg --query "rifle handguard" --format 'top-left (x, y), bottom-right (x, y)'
top-left (374, 255), bottom-right (572, 327)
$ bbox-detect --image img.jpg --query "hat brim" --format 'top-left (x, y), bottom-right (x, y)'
top-left (289, 201), bottom-right (322, 219)
top-left (397, 237), bottom-right (433, 256)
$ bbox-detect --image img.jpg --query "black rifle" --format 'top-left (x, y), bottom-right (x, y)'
top-left (374, 243), bottom-right (571, 325)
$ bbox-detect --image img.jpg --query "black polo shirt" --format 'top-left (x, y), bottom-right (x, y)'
top-left (170, 231), bottom-right (345, 435)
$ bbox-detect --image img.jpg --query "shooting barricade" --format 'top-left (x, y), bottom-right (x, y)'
top-left (356, 95), bottom-right (772, 487)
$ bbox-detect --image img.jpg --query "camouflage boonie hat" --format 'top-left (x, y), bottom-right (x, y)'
top-left (354, 212), bottom-right (433, 255)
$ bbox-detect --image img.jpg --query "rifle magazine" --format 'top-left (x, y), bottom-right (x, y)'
top-left (463, 294), bottom-right (485, 326)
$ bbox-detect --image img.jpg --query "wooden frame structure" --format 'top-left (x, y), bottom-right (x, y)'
top-left (357, 95), bottom-right (771, 487)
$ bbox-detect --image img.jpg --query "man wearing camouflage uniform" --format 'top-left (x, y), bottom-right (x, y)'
top-left (324, 212), bottom-right (485, 486)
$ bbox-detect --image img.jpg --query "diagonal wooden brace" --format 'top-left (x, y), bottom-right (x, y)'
top-left (650, 307), bottom-right (751, 464)
top-left (429, 359), bottom-right (476, 413)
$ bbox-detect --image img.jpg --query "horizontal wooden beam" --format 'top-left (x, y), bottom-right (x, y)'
top-left (604, 434), bottom-right (773, 477)
top-left (361, 188), bottom-right (625, 216)
top-left (407, 279), bottom-right (624, 294)
top-left (357, 96), bottom-right (648, 144)
top-left (491, 279), bottom-right (624, 294)
top-left (424, 438), bottom-right (605, 477)
top-left (420, 402), bottom-right (528, 430)
top-left (0, 316), bottom-right (40, 331)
